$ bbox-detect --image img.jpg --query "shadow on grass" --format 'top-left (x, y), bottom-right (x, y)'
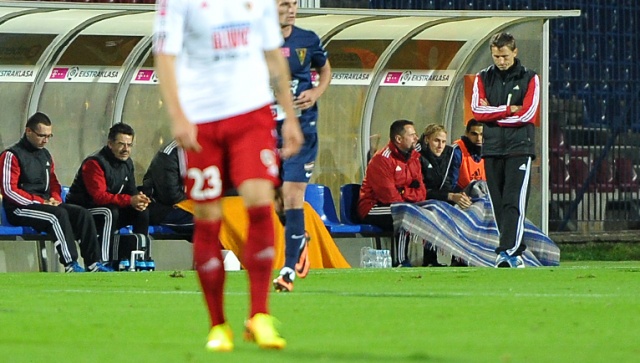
top-left (302, 290), bottom-right (469, 299)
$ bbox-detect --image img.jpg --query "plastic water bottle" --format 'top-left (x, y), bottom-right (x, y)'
top-left (118, 259), bottom-right (130, 271)
top-left (382, 250), bottom-right (392, 268)
top-left (135, 258), bottom-right (147, 271)
top-left (376, 250), bottom-right (391, 268)
top-left (361, 247), bottom-right (392, 268)
top-left (360, 247), bottom-right (373, 268)
top-left (145, 259), bottom-right (156, 271)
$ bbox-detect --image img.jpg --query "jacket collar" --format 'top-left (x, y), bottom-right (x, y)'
top-left (99, 145), bottom-right (127, 164)
top-left (494, 58), bottom-right (524, 79)
top-left (387, 141), bottom-right (417, 162)
top-left (18, 135), bottom-right (40, 153)
top-left (460, 136), bottom-right (482, 157)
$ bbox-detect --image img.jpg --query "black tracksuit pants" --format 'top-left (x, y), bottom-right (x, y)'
top-left (484, 155), bottom-right (532, 256)
top-left (88, 205), bottom-right (150, 262)
top-left (7, 203), bottom-right (100, 266)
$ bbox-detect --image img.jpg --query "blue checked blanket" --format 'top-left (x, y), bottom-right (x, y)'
top-left (391, 198), bottom-right (560, 267)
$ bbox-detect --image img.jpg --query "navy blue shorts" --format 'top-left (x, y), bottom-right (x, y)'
top-left (279, 133), bottom-right (318, 183)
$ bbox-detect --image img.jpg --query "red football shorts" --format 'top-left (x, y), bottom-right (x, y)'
top-left (184, 105), bottom-right (280, 202)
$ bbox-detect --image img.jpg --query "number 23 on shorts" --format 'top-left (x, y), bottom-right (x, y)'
top-left (188, 166), bottom-right (223, 200)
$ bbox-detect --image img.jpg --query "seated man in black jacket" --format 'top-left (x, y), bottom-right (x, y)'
top-left (142, 140), bottom-right (193, 235)
top-left (418, 124), bottom-right (472, 209)
top-left (0, 112), bottom-right (111, 272)
top-left (66, 123), bottom-right (152, 266)
top-left (418, 123), bottom-right (472, 266)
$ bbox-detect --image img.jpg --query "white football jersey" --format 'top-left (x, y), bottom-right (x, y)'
top-left (153, 0), bottom-right (283, 123)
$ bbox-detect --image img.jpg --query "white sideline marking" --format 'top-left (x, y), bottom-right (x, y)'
top-left (40, 265), bottom-right (640, 298)
top-left (46, 289), bottom-right (202, 295)
top-left (295, 265), bottom-right (640, 274)
top-left (43, 289), bottom-right (633, 299)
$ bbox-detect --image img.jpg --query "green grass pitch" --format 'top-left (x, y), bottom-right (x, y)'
top-left (1, 262), bottom-right (639, 363)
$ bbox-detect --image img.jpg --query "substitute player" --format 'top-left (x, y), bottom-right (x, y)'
top-left (154, 0), bottom-right (303, 352)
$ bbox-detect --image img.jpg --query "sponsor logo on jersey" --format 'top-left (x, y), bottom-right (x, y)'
top-left (471, 169), bottom-right (483, 180)
top-left (296, 48), bottom-right (307, 64)
top-left (212, 23), bottom-right (250, 50)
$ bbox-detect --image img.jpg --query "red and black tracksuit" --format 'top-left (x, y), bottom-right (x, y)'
top-left (0, 136), bottom-right (101, 267)
top-left (66, 146), bottom-right (149, 262)
top-left (358, 141), bottom-right (426, 225)
top-left (359, 142), bottom-right (426, 265)
top-left (471, 58), bottom-right (540, 256)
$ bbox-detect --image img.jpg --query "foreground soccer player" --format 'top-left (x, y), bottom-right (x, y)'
top-left (154, 0), bottom-right (303, 351)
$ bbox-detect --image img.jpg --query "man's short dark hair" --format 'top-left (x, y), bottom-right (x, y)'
top-left (108, 123), bottom-right (135, 141)
top-left (490, 32), bottom-right (516, 51)
top-left (26, 112), bottom-right (51, 130)
top-left (389, 119), bottom-right (414, 140)
top-left (465, 119), bottom-right (482, 132)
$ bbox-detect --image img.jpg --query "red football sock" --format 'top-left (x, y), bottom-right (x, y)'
top-left (193, 219), bottom-right (225, 327)
top-left (243, 205), bottom-right (275, 317)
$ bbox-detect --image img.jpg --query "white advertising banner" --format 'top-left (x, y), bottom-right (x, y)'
top-left (330, 71), bottom-right (373, 86)
top-left (380, 70), bottom-right (456, 87)
top-left (46, 66), bottom-right (123, 83)
top-left (0, 66), bottom-right (36, 82)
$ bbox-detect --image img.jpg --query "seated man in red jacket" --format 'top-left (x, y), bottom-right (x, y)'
top-left (358, 119), bottom-right (426, 266)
